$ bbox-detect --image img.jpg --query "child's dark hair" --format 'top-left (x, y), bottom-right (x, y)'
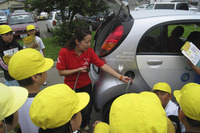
top-left (3, 114), bottom-right (14, 125)
top-left (17, 73), bottom-right (42, 87)
top-left (186, 115), bottom-right (200, 127)
top-left (65, 27), bottom-right (91, 50)
top-left (38, 121), bottom-right (73, 133)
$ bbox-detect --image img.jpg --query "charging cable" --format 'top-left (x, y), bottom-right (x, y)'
top-left (3, 119), bottom-right (8, 133)
top-left (73, 71), bottom-right (80, 90)
top-left (125, 79), bottom-right (131, 94)
top-left (73, 68), bottom-right (90, 90)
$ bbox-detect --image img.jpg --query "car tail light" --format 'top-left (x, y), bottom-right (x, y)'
top-left (99, 25), bottom-right (123, 56)
top-left (52, 20), bottom-right (56, 26)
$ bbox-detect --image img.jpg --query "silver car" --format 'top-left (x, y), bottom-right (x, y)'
top-left (90, 0), bottom-right (200, 122)
top-left (0, 10), bottom-right (7, 24)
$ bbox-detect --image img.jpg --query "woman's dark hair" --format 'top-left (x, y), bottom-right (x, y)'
top-left (17, 73), bottom-right (42, 87)
top-left (65, 27), bottom-right (91, 50)
top-left (38, 121), bottom-right (73, 133)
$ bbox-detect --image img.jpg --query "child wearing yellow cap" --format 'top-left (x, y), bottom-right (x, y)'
top-left (174, 83), bottom-right (200, 132)
top-left (93, 92), bottom-right (175, 133)
top-left (8, 48), bottom-right (54, 133)
top-left (26, 25), bottom-right (45, 56)
top-left (29, 84), bottom-right (90, 133)
top-left (0, 25), bottom-right (23, 86)
top-left (26, 24), bottom-right (47, 85)
top-left (152, 82), bottom-right (184, 132)
top-left (0, 83), bottom-right (28, 133)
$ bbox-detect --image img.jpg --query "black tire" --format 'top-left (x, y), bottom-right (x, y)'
top-left (47, 25), bottom-right (50, 32)
top-left (102, 98), bottom-right (116, 124)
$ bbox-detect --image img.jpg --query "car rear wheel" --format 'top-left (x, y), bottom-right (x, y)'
top-left (102, 97), bottom-right (116, 124)
top-left (47, 25), bottom-right (50, 32)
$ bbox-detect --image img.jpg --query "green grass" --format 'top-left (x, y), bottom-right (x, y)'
top-left (18, 31), bottom-right (96, 61)
top-left (168, 24), bottom-right (200, 38)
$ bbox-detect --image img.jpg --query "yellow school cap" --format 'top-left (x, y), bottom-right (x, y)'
top-left (109, 92), bottom-right (168, 133)
top-left (30, 84), bottom-right (90, 129)
top-left (174, 83), bottom-right (200, 121)
top-left (0, 25), bottom-right (13, 34)
top-left (0, 83), bottom-right (28, 121)
top-left (27, 25), bottom-right (35, 31)
top-left (152, 82), bottom-right (171, 94)
top-left (8, 48), bottom-right (53, 80)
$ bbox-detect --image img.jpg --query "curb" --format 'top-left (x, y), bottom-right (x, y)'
top-left (0, 61), bottom-right (57, 78)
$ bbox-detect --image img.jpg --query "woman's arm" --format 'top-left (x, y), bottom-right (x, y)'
top-left (58, 66), bottom-right (88, 76)
top-left (100, 64), bottom-right (131, 83)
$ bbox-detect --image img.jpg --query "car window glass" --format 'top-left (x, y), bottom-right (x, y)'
top-left (176, 3), bottom-right (189, 10)
top-left (146, 4), bottom-right (154, 9)
top-left (155, 4), bottom-right (175, 9)
top-left (0, 11), bottom-right (6, 16)
top-left (9, 14), bottom-right (34, 24)
top-left (55, 13), bottom-right (61, 20)
top-left (48, 14), bottom-right (53, 20)
top-left (137, 23), bottom-right (200, 54)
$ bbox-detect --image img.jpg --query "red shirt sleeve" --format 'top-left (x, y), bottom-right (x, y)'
top-left (56, 48), bottom-right (68, 70)
top-left (89, 48), bottom-right (105, 67)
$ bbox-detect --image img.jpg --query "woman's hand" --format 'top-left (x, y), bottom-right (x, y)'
top-left (78, 66), bottom-right (89, 72)
top-left (120, 75), bottom-right (132, 83)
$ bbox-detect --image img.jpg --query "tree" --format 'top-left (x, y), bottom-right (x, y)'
top-left (25, 0), bottom-right (108, 45)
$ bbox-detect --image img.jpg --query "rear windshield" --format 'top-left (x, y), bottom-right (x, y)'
top-left (103, 0), bottom-right (130, 20)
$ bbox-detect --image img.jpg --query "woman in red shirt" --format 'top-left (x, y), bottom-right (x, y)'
top-left (57, 27), bottom-right (131, 132)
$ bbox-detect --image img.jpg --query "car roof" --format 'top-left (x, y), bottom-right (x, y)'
top-left (153, 2), bottom-right (187, 4)
top-left (10, 12), bottom-right (30, 15)
top-left (130, 10), bottom-right (200, 19)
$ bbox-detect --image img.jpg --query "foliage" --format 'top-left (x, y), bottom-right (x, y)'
top-left (17, 31), bottom-right (95, 61)
top-left (25, 0), bottom-right (108, 45)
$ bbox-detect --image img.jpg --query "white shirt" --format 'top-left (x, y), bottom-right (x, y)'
top-left (35, 36), bottom-right (45, 56)
top-left (18, 97), bottom-right (39, 133)
top-left (23, 36), bottom-right (45, 56)
top-left (165, 100), bottom-right (185, 132)
top-left (165, 100), bottom-right (178, 116)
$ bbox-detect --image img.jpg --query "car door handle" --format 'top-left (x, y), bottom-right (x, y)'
top-left (147, 60), bottom-right (163, 65)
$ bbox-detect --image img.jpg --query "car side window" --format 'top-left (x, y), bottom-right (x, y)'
top-left (55, 13), bottom-right (61, 20)
top-left (137, 27), bottom-right (162, 53)
top-left (48, 14), bottom-right (53, 20)
top-left (137, 23), bottom-right (200, 54)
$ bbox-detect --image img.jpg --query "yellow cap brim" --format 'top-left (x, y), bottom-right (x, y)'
top-left (35, 58), bottom-right (54, 75)
top-left (27, 28), bottom-right (35, 31)
top-left (75, 92), bottom-right (90, 114)
top-left (173, 90), bottom-right (181, 103)
top-left (5, 86), bottom-right (28, 118)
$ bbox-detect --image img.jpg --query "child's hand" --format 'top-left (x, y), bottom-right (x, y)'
top-left (33, 43), bottom-right (39, 48)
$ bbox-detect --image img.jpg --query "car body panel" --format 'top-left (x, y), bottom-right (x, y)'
top-left (146, 2), bottom-right (189, 10)
top-left (8, 12), bottom-right (40, 39)
top-left (46, 11), bottom-right (68, 32)
top-left (90, 8), bottom-right (200, 111)
top-left (0, 10), bottom-right (7, 24)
